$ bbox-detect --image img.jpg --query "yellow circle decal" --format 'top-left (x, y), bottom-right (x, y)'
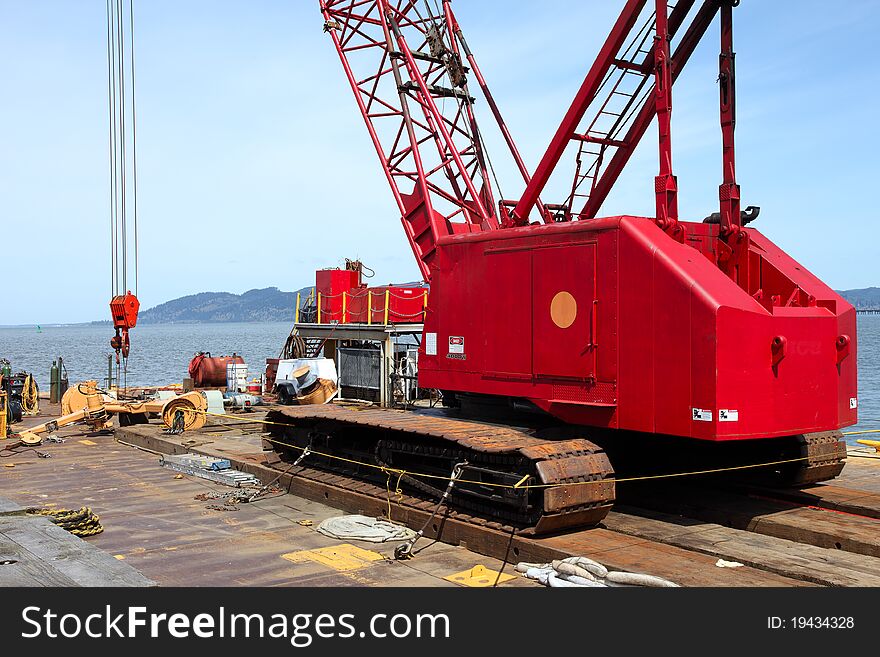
top-left (550, 291), bottom-right (577, 329)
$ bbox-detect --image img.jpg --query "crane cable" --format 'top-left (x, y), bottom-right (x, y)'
top-left (106, 0), bottom-right (140, 392)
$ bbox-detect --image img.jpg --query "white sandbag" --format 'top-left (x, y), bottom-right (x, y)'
top-left (548, 572), bottom-right (586, 587)
top-left (515, 561), bottom-right (550, 573)
top-left (561, 556), bottom-right (608, 578)
top-left (606, 571), bottom-right (679, 587)
top-left (524, 567), bottom-right (554, 586)
top-left (553, 560), bottom-right (598, 581)
top-left (316, 515), bottom-right (417, 543)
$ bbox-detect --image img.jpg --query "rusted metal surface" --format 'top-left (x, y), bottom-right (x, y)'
top-left (266, 405), bottom-right (615, 533)
top-left (0, 428), bottom-right (535, 587)
top-left (115, 416), bottom-right (880, 587)
top-left (115, 422), bottom-right (815, 586)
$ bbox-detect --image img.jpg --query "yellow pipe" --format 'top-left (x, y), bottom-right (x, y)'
top-left (384, 289), bottom-right (390, 326)
top-left (367, 291), bottom-right (372, 326)
top-left (857, 439), bottom-right (880, 453)
top-left (295, 291), bottom-right (301, 324)
top-left (423, 288), bottom-right (428, 320)
top-left (342, 291), bottom-right (347, 324)
top-left (0, 390), bottom-right (7, 439)
top-left (317, 292), bottom-right (322, 325)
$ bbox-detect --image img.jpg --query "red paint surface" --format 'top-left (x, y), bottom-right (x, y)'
top-left (418, 217), bottom-right (857, 441)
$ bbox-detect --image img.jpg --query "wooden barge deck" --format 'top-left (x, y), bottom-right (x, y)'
top-left (2, 401), bottom-right (879, 587)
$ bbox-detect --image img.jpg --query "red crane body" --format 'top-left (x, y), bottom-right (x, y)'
top-left (418, 218), bottom-right (856, 441)
top-left (320, 0), bottom-right (857, 444)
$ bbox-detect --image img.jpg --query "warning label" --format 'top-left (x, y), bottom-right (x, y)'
top-left (718, 409), bottom-right (738, 422)
top-left (425, 332), bottom-right (437, 356)
top-left (448, 336), bottom-right (465, 354)
top-left (692, 408), bottom-right (713, 422)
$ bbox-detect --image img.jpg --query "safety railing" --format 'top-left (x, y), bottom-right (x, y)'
top-left (295, 288), bottom-right (428, 326)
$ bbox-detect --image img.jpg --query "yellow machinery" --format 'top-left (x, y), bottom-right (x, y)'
top-left (10, 381), bottom-right (208, 447)
top-left (0, 388), bottom-right (7, 439)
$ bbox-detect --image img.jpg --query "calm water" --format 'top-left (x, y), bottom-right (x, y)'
top-left (1, 317), bottom-right (877, 443)
top-left (0, 322), bottom-right (293, 391)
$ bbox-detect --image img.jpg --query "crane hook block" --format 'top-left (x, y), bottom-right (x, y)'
top-left (110, 291), bottom-right (140, 331)
top-left (110, 291), bottom-right (139, 360)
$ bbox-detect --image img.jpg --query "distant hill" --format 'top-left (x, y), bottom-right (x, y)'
top-left (66, 284), bottom-right (874, 327)
top-left (837, 287), bottom-right (880, 309)
top-left (138, 287), bottom-right (312, 324)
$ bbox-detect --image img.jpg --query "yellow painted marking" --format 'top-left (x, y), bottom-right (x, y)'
top-left (550, 291), bottom-right (577, 329)
top-left (444, 565), bottom-right (515, 588)
top-left (281, 544), bottom-right (385, 571)
top-left (78, 439), bottom-right (98, 446)
top-left (3, 463), bottom-right (15, 468)
top-left (113, 554), bottom-right (126, 560)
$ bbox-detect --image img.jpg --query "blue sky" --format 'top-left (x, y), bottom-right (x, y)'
top-left (1, 0), bottom-right (878, 324)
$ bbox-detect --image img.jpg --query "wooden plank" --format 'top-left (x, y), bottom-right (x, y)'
top-left (0, 515), bottom-right (155, 587)
top-left (739, 483), bottom-right (880, 520)
top-left (621, 482), bottom-right (880, 559)
top-left (0, 497), bottom-right (25, 514)
top-left (607, 507), bottom-right (880, 587)
top-left (0, 533), bottom-right (80, 586)
top-left (834, 456), bottom-right (880, 494)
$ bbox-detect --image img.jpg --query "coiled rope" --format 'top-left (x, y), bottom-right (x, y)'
top-left (20, 373), bottom-right (39, 416)
top-left (26, 506), bottom-right (104, 537)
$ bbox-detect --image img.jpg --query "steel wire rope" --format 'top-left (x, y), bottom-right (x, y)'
top-left (179, 408), bottom-right (867, 492)
top-left (129, 0), bottom-right (140, 296)
top-left (112, 0), bottom-right (128, 294)
top-left (106, 0), bottom-right (118, 297)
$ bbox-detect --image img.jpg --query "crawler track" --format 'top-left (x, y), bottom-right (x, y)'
top-left (757, 431), bottom-right (847, 486)
top-left (265, 406), bottom-right (615, 534)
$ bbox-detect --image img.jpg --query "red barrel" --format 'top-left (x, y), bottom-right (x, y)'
top-left (188, 352), bottom-right (244, 388)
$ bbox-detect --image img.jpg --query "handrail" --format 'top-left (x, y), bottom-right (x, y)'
top-left (309, 288), bottom-right (428, 326)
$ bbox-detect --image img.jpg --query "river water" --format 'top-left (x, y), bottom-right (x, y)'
top-left (1, 317), bottom-right (877, 443)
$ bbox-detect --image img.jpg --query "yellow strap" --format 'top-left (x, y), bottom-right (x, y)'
top-left (177, 408), bottom-right (848, 492)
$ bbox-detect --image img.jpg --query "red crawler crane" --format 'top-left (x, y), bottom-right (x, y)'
top-left (269, 0), bottom-right (857, 533)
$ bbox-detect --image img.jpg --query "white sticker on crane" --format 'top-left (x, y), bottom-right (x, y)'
top-left (850, 397), bottom-right (858, 409)
top-left (719, 409), bottom-right (738, 422)
top-left (448, 336), bottom-right (465, 354)
top-left (692, 408), bottom-right (713, 422)
top-left (425, 332), bottom-right (437, 356)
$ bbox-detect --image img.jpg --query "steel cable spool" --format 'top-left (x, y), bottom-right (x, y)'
top-left (160, 392), bottom-right (208, 432)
